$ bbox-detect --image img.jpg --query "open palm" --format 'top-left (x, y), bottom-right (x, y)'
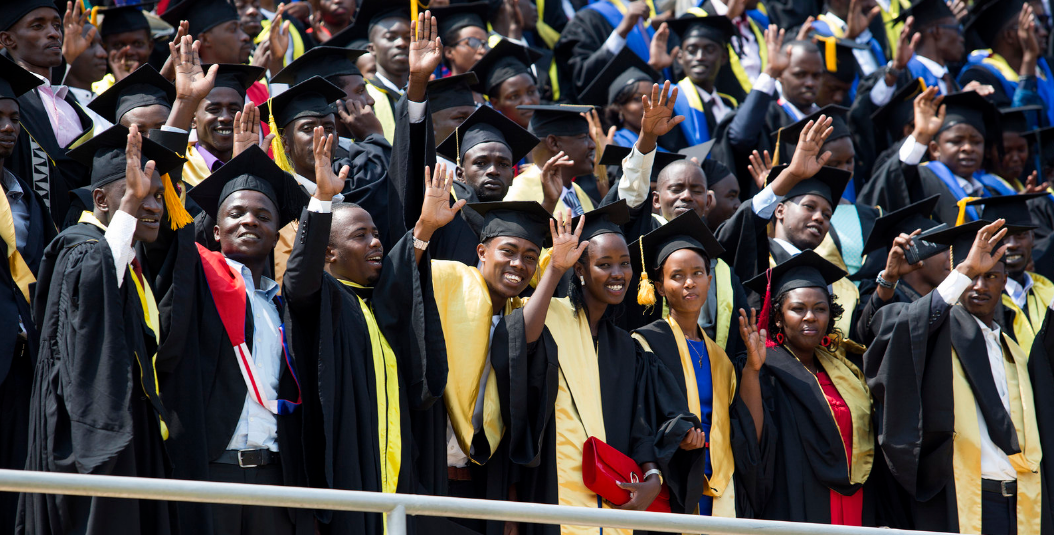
top-left (640, 81), bottom-right (685, 138)
top-left (785, 116), bottom-right (833, 180)
top-left (738, 308), bottom-right (767, 372)
top-left (549, 211), bottom-right (588, 272)
top-left (421, 164), bottom-right (466, 230)
top-left (409, 13), bottom-right (444, 78)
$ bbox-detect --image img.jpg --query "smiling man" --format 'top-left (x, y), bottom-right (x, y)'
top-left (20, 124), bottom-right (185, 535)
top-left (161, 0), bottom-right (254, 66)
top-left (98, 4), bottom-right (155, 87)
top-left (182, 64), bottom-right (264, 186)
top-left (666, 14), bottom-right (738, 148)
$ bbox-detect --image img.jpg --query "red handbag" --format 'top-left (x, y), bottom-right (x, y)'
top-left (582, 436), bottom-right (671, 513)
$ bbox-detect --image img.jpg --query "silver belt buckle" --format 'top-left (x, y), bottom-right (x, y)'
top-left (1001, 481), bottom-right (1013, 498)
top-left (237, 449), bottom-right (259, 468)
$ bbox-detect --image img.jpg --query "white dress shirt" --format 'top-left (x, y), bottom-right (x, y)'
top-left (695, 84), bottom-right (732, 124)
top-left (103, 211), bottom-right (139, 289)
top-left (915, 55), bottom-right (951, 94)
top-left (820, 12), bottom-right (881, 75)
top-left (374, 73), bottom-right (405, 96)
top-left (294, 173), bottom-right (344, 203)
top-left (617, 144), bottom-right (656, 208)
top-left (709, 0), bottom-right (762, 83)
top-left (1005, 273), bottom-right (1035, 311)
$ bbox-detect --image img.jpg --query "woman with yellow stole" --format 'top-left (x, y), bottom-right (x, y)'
top-left (629, 211), bottom-right (773, 518)
top-left (740, 250), bottom-right (875, 525)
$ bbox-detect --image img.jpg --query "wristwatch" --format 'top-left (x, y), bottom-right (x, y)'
top-left (643, 468), bottom-right (663, 486)
top-left (413, 236), bottom-right (430, 251)
top-left (876, 270), bottom-right (898, 290)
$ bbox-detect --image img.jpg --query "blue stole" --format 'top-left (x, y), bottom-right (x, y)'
top-left (843, 176), bottom-right (857, 203)
top-left (674, 79), bottom-right (712, 145)
top-left (922, 161), bottom-right (1016, 220)
top-left (777, 98), bottom-right (805, 121)
top-left (611, 128), bottom-right (669, 152)
top-left (906, 56), bottom-right (942, 91)
top-left (686, 338), bottom-right (714, 516)
top-left (810, 19), bottom-right (886, 69)
top-left (587, 2), bottom-right (654, 63)
top-left (963, 52), bottom-right (1054, 126)
top-left (746, 9), bottom-right (769, 27)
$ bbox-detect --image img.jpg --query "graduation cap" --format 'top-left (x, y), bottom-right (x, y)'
top-left (666, 14), bottom-right (736, 46)
top-left (937, 91), bottom-right (1000, 140)
top-left (999, 105), bottom-right (1044, 134)
top-left (259, 76), bottom-right (345, 128)
top-left (468, 39), bottom-right (543, 96)
top-left (965, 0), bottom-right (1024, 46)
top-left (270, 47), bottom-right (368, 86)
top-left (861, 194), bottom-right (945, 256)
top-left (569, 199), bottom-right (630, 240)
top-left (465, 200), bottom-right (553, 248)
top-left (811, 33), bottom-right (867, 84)
top-left (630, 210), bottom-right (725, 284)
top-left (431, 1), bottom-right (489, 39)
top-left (578, 46), bottom-right (660, 107)
top-left (1023, 126), bottom-right (1054, 165)
top-left (325, 0), bottom-right (413, 49)
top-left (744, 249), bottom-right (847, 297)
top-left (0, 0), bottom-right (60, 32)
top-left (98, 3), bottom-right (152, 37)
top-left (871, 78), bottom-right (927, 140)
top-left (770, 164), bottom-right (851, 206)
top-left (0, 53), bottom-right (43, 102)
top-left (521, 104), bottom-right (595, 138)
top-left (599, 146), bottom-right (688, 183)
top-left (965, 193), bottom-right (1045, 232)
top-left (771, 105), bottom-right (850, 165)
top-left (160, 0), bottom-right (239, 37)
top-left (68, 124), bottom-right (186, 189)
top-left (188, 144), bottom-right (309, 228)
top-left (920, 218), bottom-right (991, 267)
top-left (205, 64), bottom-right (265, 100)
top-left (892, 0), bottom-right (957, 26)
top-left (88, 65), bottom-right (176, 124)
top-left (435, 104), bottom-right (539, 165)
top-left (428, 72), bottom-right (479, 111)
top-left (678, 139), bottom-right (716, 162)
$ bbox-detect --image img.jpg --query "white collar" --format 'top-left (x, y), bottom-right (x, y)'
top-left (913, 54), bottom-right (948, 78)
top-left (294, 173), bottom-right (344, 202)
top-left (972, 313), bottom-right (1002, 340)
top-left (1005, 272), bottom-right (1034, 305)
top-left (29, 71), bottom-right (67, 96)
top-left (776, 92), bottom-right (818, 119)
top-left (772, 237), bottom-right (801, 255)
top-left (374, 73), bottom-right (405, 95)
top-left (224, 256), bottom-right (278, 295)
top-left (823, 11), bottom-right (848, 28)
top-left (694, 83), bottom-right (720, 103)
top-left (67, 86), bottom-right (95, 104)
top-left (709, 0), bottom-right (730, 16)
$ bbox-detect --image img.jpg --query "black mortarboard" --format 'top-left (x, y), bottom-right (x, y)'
top-left (861, 194), bottom-right (944, 254)
top-left (630, 210), bottom-right (725, 282)
top-left (427, 72), bottom-right (479, 111)
top-left (206, 64), bottom-right (265, 99)
top-left (188, 145), bottom-right (309, 228)
top-left (521, 104), bottom-right (594, 137)
top-left (466, 200), bottom-right (553, 248)
top-left (1024, 126), bottom-right (1054, 165)
top-left (937, 91), bottom-right (1000, 140)
top-left (89, 65), bottom-right (176, 124)
top-left (598, 147), bottom-right (688, 182)
top-left (468, 39), bottom-right (542, 95)
top-left (0, 0), bottom-right (60, 32)
top-left (160, 0), bottom-right (239, 37)
top-left (68, 124), bottom-right (186, 189)
top-left (703, 158), bottom-right (735, 185)
top-left (570, 199), bottom-right (630, 240)
top-left (0, 53), bottom-right (42, 102)
top-left (893, 0), bottom-right (956, 26)
top-left (432, 1), bottom-right (489, 39)
top-left (744, 249), bottom-right (847, 296)
top-left (965, 0), bottom-right (1024, 46)
top-left (99, 4), bottom-right (151, 37)
top-left (578, 46), bottom-right (660, 107)
top-left (678, 140), bottom-right (716, 163)
top-left (271, 47), bottom-right (367, 85)
top-left (259, 76), bottom-right (345, 128)
top-left (871, 77), bottom-right (927, 140)
top-left (326, 1), bottom-right (412, 49)
top-left (772, 105), bottom-right (850, 165)
top-left (666, 14), bottom-right (735, 46)
top-left (436, 104), bottom-right (539, 164)
top-left (770, 164), bottom-right (851, 206)
top-left (811, 34), bottom-right (867, 83)
top-left (966, 193), bottom-right (1045, 232)
top-left (921, 218), bottom-right (991, 267)
top-left (999, 105), bottom-right (1044, 134)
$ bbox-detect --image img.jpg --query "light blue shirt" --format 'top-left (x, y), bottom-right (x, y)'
top-left (1, 169), bottom-right (30, 252)
top-left (225, 257), bottom-right (283, 452)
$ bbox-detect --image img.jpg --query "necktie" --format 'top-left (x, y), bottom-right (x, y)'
top-left (562, 189), bottom-right (584, 216)
top-left (941, 72), bottom-right (960, 94)
top-left (704, 97), bottom-right (718, 132)
top-left (131, 257), bottom-right (145, 287)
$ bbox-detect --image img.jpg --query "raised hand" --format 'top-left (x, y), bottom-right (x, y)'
top-left (747, 150), bottom-right (773, 191)
top-left (911, 86), bottom-right (946, 144)
top-left (161, 21), bottom-right (189, 81)
top-left (540, 151), bottom-right (575, 214)
top-left (1019, 3), bottom-right (1041, 74)
top-left (336, 98), bottom-right (384, 140)
top-left (172, 34), bottom-right (218, 104)
top-left (233, 103), bottom-right (275, 158)
top-left (615, 1), bottom-right (650, 38)
top-left (109, 46), bottom-right (140, 82)
top-left (893, 17), bottom-right (920, 71)
top-left (647, 23), bottom-right (680, 71)
top-left (419, 164), bottom-right (466, 233)
top-left (123, 124), bottom-right (156, 205)
top-left (846, 0), bottom-right (881, 40)
top-left (763, 25), bottom-right (789, 78)
top-left (62, 1), bottom-right (97, 64)
top-left (961, 80), bottom-right (995, 97)
top-left (1023, 170), bottom-right (1050, 194)
top-left (948, 0), bottom-right (968, 21)
top-left (409, 11), bottom-right (443, 80)
top-left (679, 428), bottom-right (707, 451)
top-left (269, 4), bottom-right (292, 72)
top-left (639, 81), bottom-right (685, 142)
top-left (885, 230), bottom-right (924, 279)
top-left (784, 115), bottom-right (833, 182)
top-left (312, 126), bottom-right (346, 201)
top-left (739, 308), bottom-right (767, 372)
top-left (549, 210), bottom-right (589, 273)
top-left (584, 108), bottom-right (616, 160)
top-left (795, 16), bottom-right (816, 41)
top-left (957, 219), bottom-right (1009, 279)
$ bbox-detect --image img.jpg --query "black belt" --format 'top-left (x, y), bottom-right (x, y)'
top-left (982, 479), bottom-right (1017, 497)
top-left (214, 449), bottom-right (280, 468)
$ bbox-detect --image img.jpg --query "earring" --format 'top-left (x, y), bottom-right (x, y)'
top-left (821, 335), bottom-right (832, 348)
top-left (775, 333), bottom-right (784, 344)
top-left (579, 276), bottom-right (586, 285)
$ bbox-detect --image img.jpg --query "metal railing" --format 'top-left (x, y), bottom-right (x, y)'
top-left (0, 469), bottom-right (946, 535)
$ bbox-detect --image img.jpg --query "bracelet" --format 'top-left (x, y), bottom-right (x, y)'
top-left (412, 236), bottom-right (430, 251)
top-left (643, 468), bottom-right (663, 486)
top-left (876, 270), bottom-right (897, 290)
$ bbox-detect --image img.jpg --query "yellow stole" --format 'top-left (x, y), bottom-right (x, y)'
top-left (880, 0), bottom-right (911, 59)
top-left (632, 321), bottom-right (737, 517)
top-left (365, 82), bottom-right (396, 143)
top-left (684, 7), bottom-right (766, 94)
top-left (431, 260), bottom-right (510, 464)
top-left (534, 0), bottom-right (562, 48)
top-left (1001, 273), bottom-right (1054, 353)
top-left (713, 259), bottom-right (734, 351)
top-left (977, 50), bottom-right (1049, 83)
top-left (505, 164), bottom-right (596, 215)
top-left (337, 279), bottom-right (402, 495)
top-left (77, 211), bottom-right (168, 440)
top-left (950, 334), bottom-right (1042, 535)
top-left (813, 348), bottom-right (874, 484)
top-left (0, 175), bottom-right (34, 302)
top-left (181, 143), bottom-right (215, 187)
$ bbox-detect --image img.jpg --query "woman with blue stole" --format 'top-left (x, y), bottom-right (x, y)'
top-left (629, 211), bottom-right (774, 518)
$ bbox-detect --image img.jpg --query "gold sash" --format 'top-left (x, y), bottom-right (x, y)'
top-left (1002, 273), bottom-right (1054, 353)
top-left (814, 348), bottom-right (874, 484)
top-left (713, 259), bottom-right (734, 351)
top-left (0, 176), bottom-right (34, 302)
top-left (504, 164), bottom-right (596, 215)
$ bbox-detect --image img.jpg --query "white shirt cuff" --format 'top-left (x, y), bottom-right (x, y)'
top-left (752, 73), bottom-right (776, 95)
top-left (308, 197), bottom-right (331, 213)
top-left (603, 31), bottom-right (627, 56)
top-left (936, 269), bottom-right (973, 306)
top-left (752, 186), bottom-right (780, 219)
top-left (160, 125), bottom-right (188, 134)
top-left (408, 100), bottom-right (427, 124)
top-left (870, 76), bottom-right (895, 107)
top-left (617, 145), bottom-right (654, 208)
top-left (899, 135), bottom-right (928, 165)
top-left (105, 210), bottom-right (139, 288)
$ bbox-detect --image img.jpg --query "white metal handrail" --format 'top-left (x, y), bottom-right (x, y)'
top-left (0, 469), bottom-right (946, 535)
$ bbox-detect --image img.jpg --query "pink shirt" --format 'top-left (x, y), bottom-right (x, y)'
top-left (36, 84), bottom-right (84, 149)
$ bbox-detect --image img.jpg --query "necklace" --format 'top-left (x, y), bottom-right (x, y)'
top-left (687, 338), bottom-right (706, 367)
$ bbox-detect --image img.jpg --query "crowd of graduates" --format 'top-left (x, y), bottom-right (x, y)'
top-left (6, 0), bottom-right (1054, 534)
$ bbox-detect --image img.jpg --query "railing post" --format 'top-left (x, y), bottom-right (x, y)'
top-left (388, 504), bottom-right (406, 535)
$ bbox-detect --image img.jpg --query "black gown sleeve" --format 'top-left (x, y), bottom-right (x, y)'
top-left (386, 96), bottom-right (436, 242)
top-left (715, 198), bottom-right (771, 294)
top-left (553, 9), bottom-right (617, 100)
top-left (336, 133), bottom-right (394, 245)
top-left (857, 150), bottom-right (920, 216)
top-left (728, 355), bottom-right (777, 518)
top-left (1027, 310), bottom-right (1054, 534)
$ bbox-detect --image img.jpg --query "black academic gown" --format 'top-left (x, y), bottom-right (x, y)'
top-left (1026, 312), bottom-right (1054, 534)
top-left (283, 209), bottom-right (447, 534)
top-left (711, 96), bottom-right (799, 201)
top-left (18, 221), bottom-right (174, 535)
top-left (632, 321), bottom-right (774, 518)
top-left (151, 221), bottom-right (312, 535)
top-left (334, 133), bottom-right (393, 245)
top-left (552, 8), bottom-right (620, 102)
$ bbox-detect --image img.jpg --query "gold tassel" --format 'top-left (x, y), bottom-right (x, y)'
top-left (162, 174), bottom-right (193, 230)
top-left (955, 196), bottom-right (980, 226)
top-left (89, 5), bottom-right (99, 26)
top-left (267, 102), bottom-right (294, 173)
top-left (636, 239), bottom-right (656, 309)
top-left (819, 36), bottom-right (838, 73)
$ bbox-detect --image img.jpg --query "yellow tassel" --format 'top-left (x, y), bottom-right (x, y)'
top-left (162, 174), bottom-right (193, 230)
top-left (89, 5), bottom-right (99, 26)
top-left (819, 36), bottom-right (838, 73)
top-left (955, 196), bottom-right (980, 226)
top-left (636, 239), bottom-right (656, 309)
top-left (267, 102), bottom-right (294, 173)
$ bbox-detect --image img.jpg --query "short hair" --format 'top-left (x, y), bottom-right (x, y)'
top-left (657, 159), bottom-right (707, 190)
top-left (782, 39), bottom-right (821, 57)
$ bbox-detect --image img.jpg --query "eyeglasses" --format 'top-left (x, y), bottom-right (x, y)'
top-left (936, 23), bottom-right (964, 33)
top-left (455, 37), bottom-right (490, 51)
